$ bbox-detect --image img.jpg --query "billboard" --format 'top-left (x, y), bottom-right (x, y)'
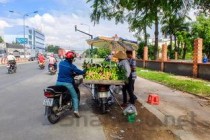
top-left (16, 38), bottom-right (28, 44)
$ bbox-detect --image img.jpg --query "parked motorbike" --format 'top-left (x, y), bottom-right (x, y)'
top-left (49, 64), bottom-right (56, 75)
top-left (43, 76), bottom-right (82, 124)
top-left (7, 61), bottom-right (17, 74)
top-left (93, 84), bottom-right (111, 114)
top-left (39, 63), bottom-right (45, 69)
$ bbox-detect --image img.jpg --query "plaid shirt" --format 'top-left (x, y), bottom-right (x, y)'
top-left (128, 58), bottom-right (137, 79)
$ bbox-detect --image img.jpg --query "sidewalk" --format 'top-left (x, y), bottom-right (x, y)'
top-left (135, 77), bottom-right (210, 140)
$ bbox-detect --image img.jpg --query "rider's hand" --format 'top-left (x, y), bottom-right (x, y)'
top-left (86, 64), bottom-right (91, 69)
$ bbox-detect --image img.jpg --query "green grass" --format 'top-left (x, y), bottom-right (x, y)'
top-left (136, 68), bottom-right (210, 97)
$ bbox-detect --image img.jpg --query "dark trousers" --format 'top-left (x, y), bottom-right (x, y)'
top-left (48, 63), bottom-right (57, 70)
top-left (130, 78), bottom-right (135, 93)
top-left (122, 76), bottom-right (135, 104)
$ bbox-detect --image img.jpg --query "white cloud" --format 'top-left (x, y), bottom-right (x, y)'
top-left (0, 20), bottom-right (10, 35)
top-left (2, 12), bottom-right (136, 50)
top-left (0, 0), bottom-right (10, 3)
top-left (0, 20), bottom-right (10, 29)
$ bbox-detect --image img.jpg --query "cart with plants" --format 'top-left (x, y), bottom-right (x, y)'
top-left (83, 61), bottom-right (126, 113)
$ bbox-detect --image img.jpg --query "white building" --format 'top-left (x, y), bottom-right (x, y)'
top-left (3, 26), bottom-right (45, 54)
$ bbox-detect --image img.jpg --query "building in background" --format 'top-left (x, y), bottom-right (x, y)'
top-left (3, 26), bottom-right (45, 54)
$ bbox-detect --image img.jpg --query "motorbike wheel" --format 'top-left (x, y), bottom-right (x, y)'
top-left (46, 106), bottom-right (60, 124)
top-left (100, 99), bottom-right (106, 114)
top-left (14, 68), bottom-right (17, 73)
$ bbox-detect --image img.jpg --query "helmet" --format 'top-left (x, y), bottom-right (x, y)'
top-left (65, 51), bottom-right (75, 59)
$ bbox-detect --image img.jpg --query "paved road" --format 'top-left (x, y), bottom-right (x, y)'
top-left (0, 60), bottom-right (105, 140)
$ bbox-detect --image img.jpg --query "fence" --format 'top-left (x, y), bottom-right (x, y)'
top-left (136, 38), bottom-right (210, 81)
top-left (136, 60), bottom-right (210, 81)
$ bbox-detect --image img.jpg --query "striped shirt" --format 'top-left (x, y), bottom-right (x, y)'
top-left (128, 58), bottom-right (137, 79)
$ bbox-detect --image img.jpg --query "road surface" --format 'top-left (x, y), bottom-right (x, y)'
top-left (0, 60), bottom-right (105, 140)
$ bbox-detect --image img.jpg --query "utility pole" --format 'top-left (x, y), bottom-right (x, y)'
top-left (75, 25), bottom-right (93, 63)
top-left (10, 10), bottom-right (38, 58)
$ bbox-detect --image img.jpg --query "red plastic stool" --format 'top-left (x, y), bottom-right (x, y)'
top-left (147, 94), bottom-right (160, 105)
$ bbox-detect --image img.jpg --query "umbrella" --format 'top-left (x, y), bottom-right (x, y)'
top-left (86, 35), bottom-right (138, 51)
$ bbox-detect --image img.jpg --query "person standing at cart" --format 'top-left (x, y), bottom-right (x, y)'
top-left (114, 51), bottom-right (135, 107)
top-left (126, 50), bottom-right (137, 101)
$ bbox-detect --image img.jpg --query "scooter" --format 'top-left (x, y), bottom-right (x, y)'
top-left (7, 61), bottom-right (17, 74)
top-left (43, 76), bottom-right (82, 124)
top-left (39, 63), bottom-right (45, 69)
top-left (93, 84), bottom-right (111, 114)
top-left (49, 64), bottom-right (56, 75)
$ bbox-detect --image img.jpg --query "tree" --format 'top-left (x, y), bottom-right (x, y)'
top-left (128, 1), bottom-right (153, 46)
top-left (47, 45), bottom-right (60, 54)
top-left (194, 0), bottom-right (210, 13)
top-left (87, 0), bottom-right (191, 60)
top-left (176, 31), bottom-right (192, 59)
top-left (97, 47), bottom-right (110, 58)
top-left (192, 14), bottom-right (210, 58)
top-left (84, 48), bottom-right (98, 57)
top-left (0, 36), bottom-right (4, 43)
top-left (161, 3), bottom-right (191, 60)
top-left (137, 42), bottom-right (145, 59)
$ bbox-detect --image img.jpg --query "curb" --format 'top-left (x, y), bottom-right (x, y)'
top-left (137, 98), bottom-right (199, 140)
top-left (138, 77), bottom-right (210, 101)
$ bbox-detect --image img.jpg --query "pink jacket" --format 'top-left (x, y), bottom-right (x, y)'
top-left (49, 57), bottom-right (56, 64)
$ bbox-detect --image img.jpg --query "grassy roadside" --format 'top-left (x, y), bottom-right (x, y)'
top-left (136, 68), bottom-right (210, 97)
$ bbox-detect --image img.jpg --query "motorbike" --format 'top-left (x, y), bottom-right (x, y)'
top-left (43, 76), bottom-right (82, 124)
top-left (39, 63), bottom-right (45, 69)
top-left (49, 64), bottom-right (56, 75)
top-left (7, 61), bottom-right (17, 74)
top-left (92, 84), bottom-right (112, 114)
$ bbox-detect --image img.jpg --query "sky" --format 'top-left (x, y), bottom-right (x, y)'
top-left (0, 0), bottom-right (139, 50)
top-left (0, 0), bottom-right (197, 51)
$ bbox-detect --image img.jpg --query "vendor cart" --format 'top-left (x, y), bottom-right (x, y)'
top-left (83, 79), bottom-right (125, 114)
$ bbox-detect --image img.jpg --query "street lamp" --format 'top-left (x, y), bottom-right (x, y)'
top-left (80, 23), bottom-right (90, 35)
top-left (75, 24), bottom-right (93, 63)
top-left (9, 10), bottom-right (38, 58)
top-left (80, 23), bottom-right (91, 59)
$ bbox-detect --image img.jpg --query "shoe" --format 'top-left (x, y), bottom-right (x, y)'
top-left (129, 95), bottom-right (138, 103)
top-left (120, 103), bottom-right (127, 108)
top-left (74, 111), bottom-right (80, 118)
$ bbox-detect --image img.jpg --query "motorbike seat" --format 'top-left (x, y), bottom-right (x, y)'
top-left (46, 85), bottom-right (69, 95)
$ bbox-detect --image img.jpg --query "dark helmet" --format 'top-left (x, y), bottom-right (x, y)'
top-left (65, 51), bottom-right (76, 60)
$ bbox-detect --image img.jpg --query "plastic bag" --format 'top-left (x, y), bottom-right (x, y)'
top-left (123, 104), bottom-right (138, 116)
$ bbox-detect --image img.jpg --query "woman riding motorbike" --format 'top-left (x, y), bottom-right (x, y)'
top-left (56, 51), bottom-right (86, 118)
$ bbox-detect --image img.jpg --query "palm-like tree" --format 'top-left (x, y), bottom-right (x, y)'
top-left (161, 15), bottom-right (190, 50)
top-left (176, 31), bottom-right (192, 59)
top-left (128, 4), bottom-right (153, 46)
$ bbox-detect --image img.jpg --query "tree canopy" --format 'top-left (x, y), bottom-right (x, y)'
top-left (192, 14), bottom-right (210, 57)
top-left (84, 47), bottom-right (110, 58)
top-left (46, 45), bottom-right (60, 54)
top-left (87, 0), bottom-right (210, 59)
top-left (0, 36), bottom-right (4, 43)
top-left (87, 0), bottom-right (193, 59)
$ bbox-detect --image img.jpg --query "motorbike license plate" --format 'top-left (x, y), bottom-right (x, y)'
top-left (43, 98), bottom-right (54, 106)
top-left (98, 92), bottom-right (108, 98)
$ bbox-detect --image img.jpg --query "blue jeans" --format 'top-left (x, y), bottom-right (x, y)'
top-left (56, 81), bottom-right (79, 111)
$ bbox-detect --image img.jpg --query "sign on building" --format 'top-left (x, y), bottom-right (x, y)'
top-left (16, 38), bottom-right (28, 44)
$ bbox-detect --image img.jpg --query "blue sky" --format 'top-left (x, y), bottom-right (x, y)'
top-left (0, 0), bottom-right (196, 50)
top-left (0, 0), bottom-right (90, 18)
top-left (0, 0), bottom-right (89, 16)
top-left (0, 0), bottom-right (139, 50)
